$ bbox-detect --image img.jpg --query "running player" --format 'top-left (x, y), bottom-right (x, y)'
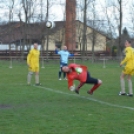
top-left (62, 63), bottom-right (102, 94)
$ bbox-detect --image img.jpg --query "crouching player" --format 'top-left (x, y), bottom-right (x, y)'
top-left (62, 63), bottom-right (102, 94)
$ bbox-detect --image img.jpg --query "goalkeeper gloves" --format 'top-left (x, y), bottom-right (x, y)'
top-left (69, 85), bottom-right (76, 91)
top-left (75, 67), bottom-right (83, 74)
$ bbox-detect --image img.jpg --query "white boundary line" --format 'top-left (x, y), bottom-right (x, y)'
top-left (34, 85), bottom-right (134, 111)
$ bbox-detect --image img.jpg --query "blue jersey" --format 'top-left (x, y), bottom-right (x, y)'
top-left (55, 49), bottom-right (74, 64)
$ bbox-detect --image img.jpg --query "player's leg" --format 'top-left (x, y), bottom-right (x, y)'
top-left (87, 79), bottom-right (102, 95)
top-left (63, 72), bottom-right (66, 79)
top-left (35, 67), bottom-right (41, 86)
top-left (59, 67), bottom-right (62, 80)
top-left (127, 74), bottom-right (133, 96)
top-left (63, 64), bottom-right (68, 80)
top-left (27, 65), bottom-right (34, 85)
top-left (27, 71), bottom-right (33, 85)
top-left (119, 72), bottom-right (126, 95)
top-left (86, 72), bottom-right (102, 95)
top-left (35, 72), bottom-right (40, 85)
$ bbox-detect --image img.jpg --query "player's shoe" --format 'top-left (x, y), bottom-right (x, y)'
top-left (118, 92), bottom-right (126, 96)
top-left (35, 83), bottom-right (41, 86)
top-left (59, 78), bottom-right (62, 80)
top-left (63, 78), bottom-right (67, 80)
top-left (75, 89), bottom-right (79, 94)
top-left (87, 90), bottom-right (93, 95)
top-left (127, 93), bottom-right (133, 97)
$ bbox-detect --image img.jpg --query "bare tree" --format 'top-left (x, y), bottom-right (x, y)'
top-left (7, 0), bottom-right (15, 61)
top-left (81, 0), bottom-right (87, 59)
top-left (77, 0), bottom-right (96, 60)
top-left (86, 0), bottom-right (103, 63)
top-left (118, 0), bottom-right (123, 57)
top-left (18, 0), bottom-right (39, 59)
top-left (128, 1), bottom-right (134, 38)
top-left (76, 0), bottom-right (84, 52)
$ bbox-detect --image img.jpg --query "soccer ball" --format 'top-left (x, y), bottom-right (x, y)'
top-left (46, 21), bottom-right (55, 29)
top-left (46, 21), bottom-right (53, 28)
top-left (70, 85), bottom-right (75, 91)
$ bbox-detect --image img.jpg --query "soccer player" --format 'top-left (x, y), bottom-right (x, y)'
top-left (119, 40), bottom-right (134, 97)
top-left (55, 45), bottom-right (74, 80)
top-left (27, 42), bottom-right (41, 86)
top-left (62, 63), bottom-right (102, 94)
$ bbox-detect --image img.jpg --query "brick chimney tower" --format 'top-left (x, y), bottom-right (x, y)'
top-left (65, 0), bottom-right (76, 51)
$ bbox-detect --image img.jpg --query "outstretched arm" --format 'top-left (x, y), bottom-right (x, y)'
top-left (69, 53), bottom-right (74, 57)
top-left (75, 82), bottom-right (85, 90)
top-left (68, 78), bottom-right (74, 90)
top-left (55, 46), bottom-right (59, 54)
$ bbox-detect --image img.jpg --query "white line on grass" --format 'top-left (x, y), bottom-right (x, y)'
top-left (34, 85), bottom-right (134, 111)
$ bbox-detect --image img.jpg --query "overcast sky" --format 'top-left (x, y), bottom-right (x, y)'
top-left (0, 0), bottom-right (134, 37)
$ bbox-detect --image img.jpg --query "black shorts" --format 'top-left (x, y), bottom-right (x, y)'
top-left (86, 72), bottom-right (98, 84)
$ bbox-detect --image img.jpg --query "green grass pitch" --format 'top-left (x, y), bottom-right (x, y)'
top-left (0, 60), bottom-right (134, 134)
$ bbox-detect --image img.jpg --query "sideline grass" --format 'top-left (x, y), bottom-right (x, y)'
top-left (0, 60), bottom-right (134, 134)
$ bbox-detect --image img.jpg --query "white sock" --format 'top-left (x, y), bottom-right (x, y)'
top-left (27, 72), bottom-right (33, 84)
top-left (120, 78), bottom-right (125, 93)
top-left (35, 74), bottom-right (39, 84)
top-left (128, 79), bottom-right (133, 94)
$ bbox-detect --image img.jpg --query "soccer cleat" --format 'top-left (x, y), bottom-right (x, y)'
top-left (63, 78), bottom-right (67, 80)
top-left (59, 78), bottom-right (62, 80)
top-left (35, 83), bottom-right (41, 86)
top-left (75, 89), bottom-right (79, 94)
top-left (118, 92), bottom-right (126, 96)
top-left (87, 90), bottom-right (93, 95)
top-left (127, 93), bottom-right (133, 97)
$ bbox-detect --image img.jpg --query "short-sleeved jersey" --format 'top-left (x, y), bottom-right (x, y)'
top-left (121, 47), bottom-right (134, 68)
top-left (57, 50), bottom-right (73, 64)
top-left (27, 48), bottom-right (40, 68)
top-left (121, 47), bottom-right (134, 75)
top-left (66, 63), bottom-right (88, 89)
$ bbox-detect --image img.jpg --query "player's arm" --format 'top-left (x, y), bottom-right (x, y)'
top-left (76, 82), bottom-right (85, 90)
top-left (69, 51), bottom-right (80, 57)
top-left (120, 49), bottom-right (131, 66)
top-left (69, 53), bottom-right (74, 57)
top-left (67, 51), bottom-right (75, 57)
top-left (55, 49), bottom-right (59, 54)
top-left (27, 50), bottom-right (32, 66)
top-left (55, 46), bottom-right (61, 54)
top-left (68, 77), bottom-right (85, 91)
top-left (67, 77), bottom-right (75, 91)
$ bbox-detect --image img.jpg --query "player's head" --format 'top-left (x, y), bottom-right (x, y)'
top-left (62, 66), bottom-right (70, 73)
top-left (63, 45), bottom-right (67, 50)
top-left (125, 40), bottom-right (131, 47)
top-left (33, 42), bottom-right (38, 49)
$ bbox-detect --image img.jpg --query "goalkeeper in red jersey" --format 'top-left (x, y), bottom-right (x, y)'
top-left (62, 63), bottom-right (102, 94)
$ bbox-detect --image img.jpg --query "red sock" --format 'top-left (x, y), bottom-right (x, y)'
top-left (90, 83), bottom-right (101, 93)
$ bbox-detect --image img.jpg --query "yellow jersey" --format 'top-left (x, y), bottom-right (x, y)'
top-left (27, 48), bottom-right (40, 71)
top-left (121, 47), bottom-right (134, 75)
